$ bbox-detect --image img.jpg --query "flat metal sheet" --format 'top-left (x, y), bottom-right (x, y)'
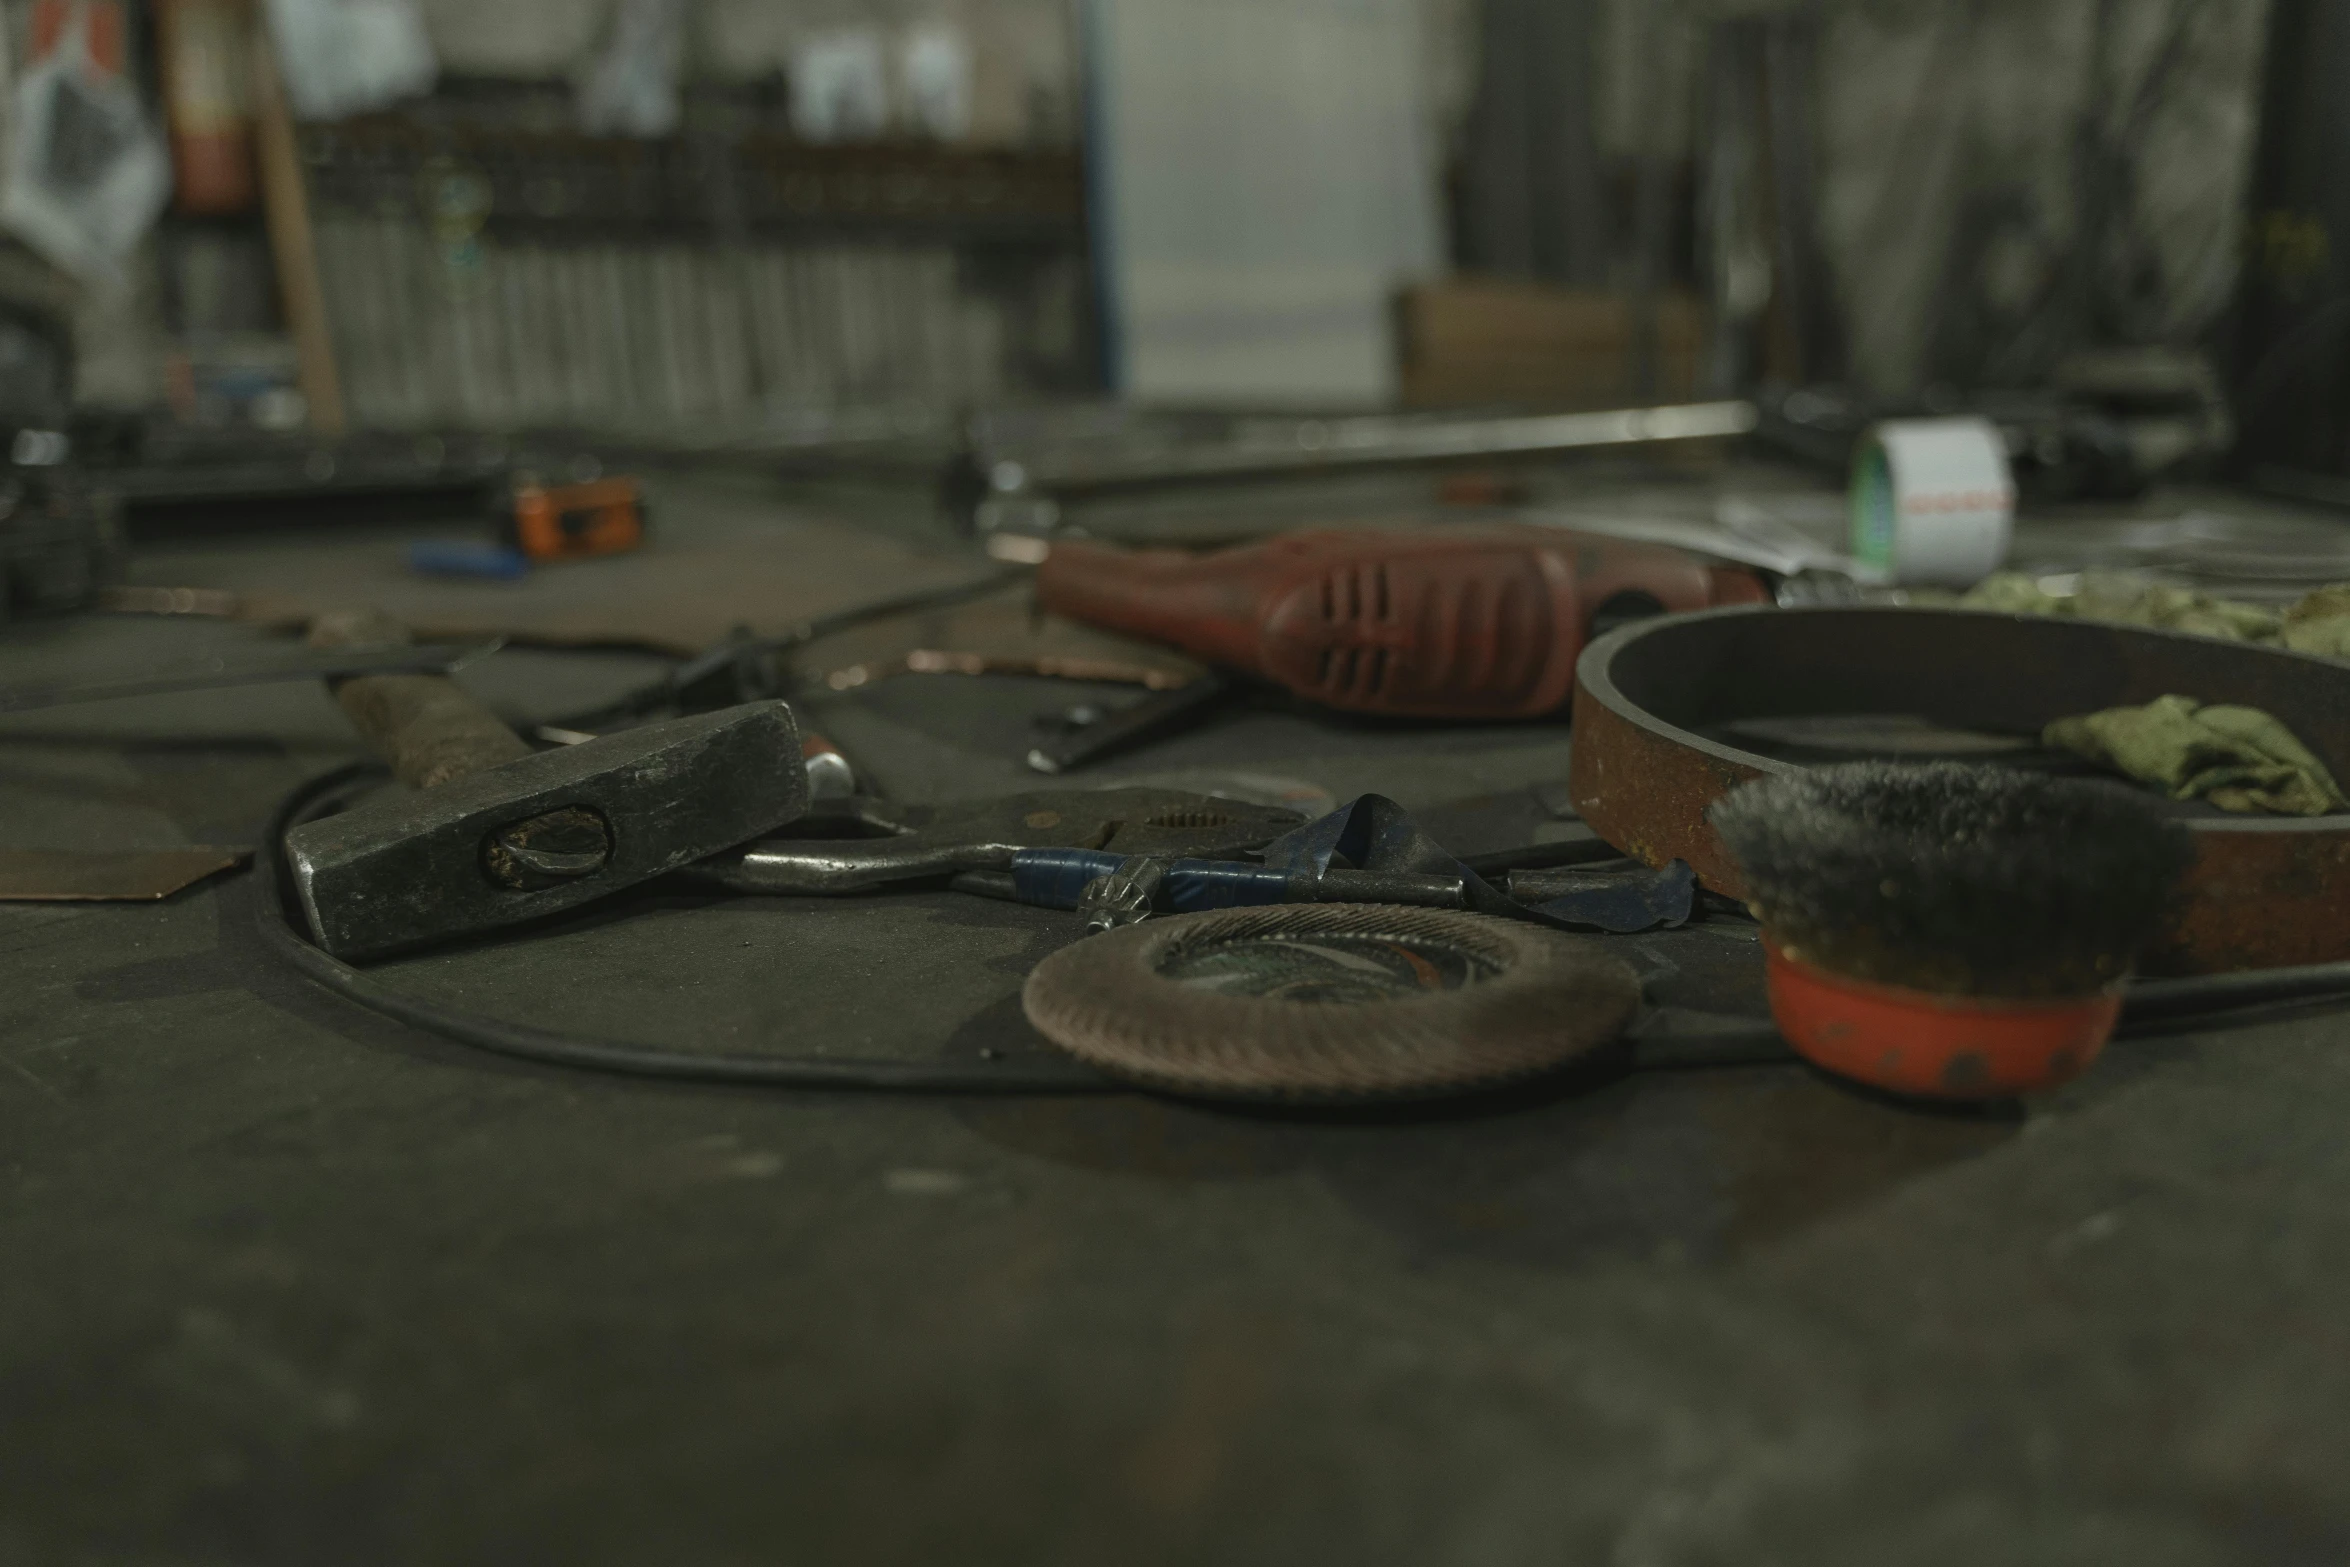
top-left (0, 642), bottom-right (500, 714)
top-left (0, 847), bottom-right (250, 901)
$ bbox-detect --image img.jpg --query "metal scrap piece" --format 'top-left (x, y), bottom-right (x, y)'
top-left (0, 642), bottom-right (500, 715)
top-left (0, 847), bottom-right (250, 901)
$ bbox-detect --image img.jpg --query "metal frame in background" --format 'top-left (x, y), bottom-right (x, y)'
top-left (944, 400), bottom-right (1760, 536)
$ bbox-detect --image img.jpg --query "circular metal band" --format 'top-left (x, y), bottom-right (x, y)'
top-left (1569, 606), bottom-right (2350, 974)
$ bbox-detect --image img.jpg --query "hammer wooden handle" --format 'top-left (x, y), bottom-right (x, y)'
top-left (308, 611), bottom-right (530, 790)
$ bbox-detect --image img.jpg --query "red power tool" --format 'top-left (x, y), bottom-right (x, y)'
top-left (1036, 527), bottom-right (1767, 719)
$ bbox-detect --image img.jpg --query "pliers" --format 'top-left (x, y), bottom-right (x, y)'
top-left (677, 786), bottom-right (1473, 930)
top-left (682, 787), bottom-right (1308, 897)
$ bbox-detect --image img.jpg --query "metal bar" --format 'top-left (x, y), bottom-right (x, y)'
top-left (1026, 673), bottom-right (1237, 774)
top-left (987, 401), bottom-right (1759, 501)
top-left (1628, 0), bottom-right (1669, 397)
top-left (250, 19), bottom-right (346, 436)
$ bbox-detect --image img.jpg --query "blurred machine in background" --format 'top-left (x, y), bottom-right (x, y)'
top-left (2232, 0), bottom-right (2350, 503)
top-left (0, 299), bottom-right (122, 617)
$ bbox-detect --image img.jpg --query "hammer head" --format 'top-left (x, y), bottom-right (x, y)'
top-left (289, 700), bottom-right (807, 958)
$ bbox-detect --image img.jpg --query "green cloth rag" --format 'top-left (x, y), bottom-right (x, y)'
top-left (2280, 584), bottom-right (2350, 658)
top-left (1959, 572), bottom-right (2287, 641)
top-left (1956, 572), bottom-right (2350, 655)
top-left (2044, 694), bottom-right (2349, 816)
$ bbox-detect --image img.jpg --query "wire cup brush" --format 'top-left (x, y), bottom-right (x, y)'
top-left (1708, 762), bottom-right (2195, 1098)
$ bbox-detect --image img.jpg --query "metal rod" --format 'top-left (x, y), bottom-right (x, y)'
top-left (982, 401), bottom-right (1759, 501)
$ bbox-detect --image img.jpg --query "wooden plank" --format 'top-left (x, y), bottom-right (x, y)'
top-left (1395, 279), bottom-right (1705, 408)
top-left (248, 23), bottom-right (346, 435)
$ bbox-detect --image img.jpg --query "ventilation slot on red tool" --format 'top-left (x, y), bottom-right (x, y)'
top-left (1316, 566), bottom-right (1393, 628)
top-left (1308, 566), bottom-right (1396, 701)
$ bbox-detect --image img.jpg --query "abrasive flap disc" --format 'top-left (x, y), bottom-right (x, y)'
top-left (1021, 905), bottom-right (1642, 1101)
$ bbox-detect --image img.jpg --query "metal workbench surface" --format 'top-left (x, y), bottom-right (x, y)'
top-left (4, 472), bottom-right (2346, 1566)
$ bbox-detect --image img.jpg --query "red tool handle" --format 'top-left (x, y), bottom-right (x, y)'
top-left (1038, 527), bottom-right (1761, 719)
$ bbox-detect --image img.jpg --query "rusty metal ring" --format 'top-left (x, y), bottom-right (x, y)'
top-left (1569, 606), bottom-right (2350, 975)
top-left (1021, 905), bottom-right (1641, 1101)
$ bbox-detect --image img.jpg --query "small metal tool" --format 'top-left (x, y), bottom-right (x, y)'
top-left (1073, 857), bottom-right (1167, 930)
top-left (800, 735), bottom-right (856, 799)
top-left (684, 787), bottom-right (1304, 896)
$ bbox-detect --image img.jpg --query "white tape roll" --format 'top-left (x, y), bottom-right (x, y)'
top-left (1850, 416), bottom-right (2015, 586)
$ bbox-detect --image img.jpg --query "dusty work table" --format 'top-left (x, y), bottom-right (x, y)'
top-left (3, 467), bottom-right (2346, 1565)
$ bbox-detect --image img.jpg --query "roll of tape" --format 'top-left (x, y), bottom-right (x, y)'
top-left (1850, 416), bottom-right (2014, 586)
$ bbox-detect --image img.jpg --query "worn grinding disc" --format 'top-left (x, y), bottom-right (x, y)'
top-left (1021, 905), bottom-right (1642, 1101)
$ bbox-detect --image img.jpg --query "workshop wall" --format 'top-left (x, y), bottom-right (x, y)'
top-left (302, 0), bottom-right (1094, 431)
top-left (1814, 0), bottom-right (2269, 394)
top-left (412, 0), bottom-right (607, 77)
top-left (0, 0), bottom-right (2283, 424)
top-left (413, 0), bottom-right (1079, 146)
top-left (1088, 0), bottom-right (1446, 403)
top-left (1442, 0), bottom-right (2269, 399)
top-left (318, 0), bottom-right (2287, 418)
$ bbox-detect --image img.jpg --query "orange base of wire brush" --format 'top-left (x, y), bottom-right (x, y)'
top-left (1764, 941), bottom-right (2121, 1099)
